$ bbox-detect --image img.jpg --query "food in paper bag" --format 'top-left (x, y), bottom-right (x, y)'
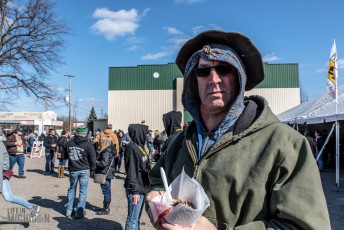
top-left (148, 168), bottom-right (210, 226)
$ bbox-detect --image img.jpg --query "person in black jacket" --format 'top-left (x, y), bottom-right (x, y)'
top-left (43, 128), bottom-right (58, 174)
top-left (95, 144), bottom-right (116, 215)
top-left (64, 125), bottom-right (96, 219)
top-left (57, 130), bottom-right (69, 178)
top-left (160, 110), bottom-right (183, 154)
top-left (124, 124), bottom-right (150, 230)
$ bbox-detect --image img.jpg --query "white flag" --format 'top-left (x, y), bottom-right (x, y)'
top-left (327, 40), bottom-right (338, 99)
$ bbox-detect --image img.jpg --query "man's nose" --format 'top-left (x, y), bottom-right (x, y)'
top-left (209, 68), bottom-right (221, 84)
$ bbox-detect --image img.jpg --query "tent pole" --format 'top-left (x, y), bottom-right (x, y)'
top-left (336, 120), bottom-right (340, 187)
top-left (317, 123), bottom-right (336, 164)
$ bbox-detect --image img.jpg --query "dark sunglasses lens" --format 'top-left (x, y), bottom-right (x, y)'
top-left (215, 65), bottom-right (235, 75)
top-left (194, 65), bottom-right (236, 77)
top-left (194, 67), bottom-right (210, 77)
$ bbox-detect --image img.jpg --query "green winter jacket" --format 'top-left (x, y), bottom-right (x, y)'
top-left (148, 96), bottom-right (330, 230)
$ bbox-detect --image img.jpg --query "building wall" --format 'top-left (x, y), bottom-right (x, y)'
top-left (245, 88), bottom-right (300, 115)
top-left (108, 90), bottom-right (176, 132)
top-left (108, 63), bottom-right (301, 132)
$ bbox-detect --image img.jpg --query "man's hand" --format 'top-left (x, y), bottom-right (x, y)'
top-left (157, 216), bottom-right (216, 230)
top-left (146, 190), bottom-right (164, 202)
top-left (146, 191), bottom-right (216, 230)
top-left (132, 194), bottom-right (141, 206)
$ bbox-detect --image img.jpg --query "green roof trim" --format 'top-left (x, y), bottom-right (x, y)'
top-left (108, 63), bottom-right (299, 90)
top-left (257, 63), bottom-right (299, 88)
top-left (108, 63), bottom-right (182, 90)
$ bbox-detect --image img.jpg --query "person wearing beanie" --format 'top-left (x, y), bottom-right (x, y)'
top-left (146, 30), bottom-right (330, 229)
top-left (64, 125), bottom-right (96, 219)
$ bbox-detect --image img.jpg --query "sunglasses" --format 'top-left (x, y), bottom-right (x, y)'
top-left (194, 65), bottom-right (236, 78)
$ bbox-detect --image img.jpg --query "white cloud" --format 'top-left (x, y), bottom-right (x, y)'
top-left (142, 8), bottom-right (151, 17)
top-left (76, 97), bottom-right (99, 103)
top-left (128, 45), bottom-right (140, 51)
top-left (141, 52), bottom-right (169, 60)
top-left (315, 69), bottom-right (326, 73)
top-left (90, 8), bottom-right (141, 41)
top-left (262, 53), bottom-right (280, 62)
top-left (174, 0), bottom-right (206, 4)
top-left (165, 27), bottom-right (184, 35)
top-left (191, 24), bottom-right (222, 35)
top-left (338, 59), bottom-right (344, 69)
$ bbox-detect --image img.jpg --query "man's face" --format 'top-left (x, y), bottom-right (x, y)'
top-left (50, 130), bottom-right (55, 136)
top-left (195, 58), bottom-right (239, 114)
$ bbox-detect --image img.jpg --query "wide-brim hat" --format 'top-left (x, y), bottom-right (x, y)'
top-left (175, 30), bottom-right (264, 91)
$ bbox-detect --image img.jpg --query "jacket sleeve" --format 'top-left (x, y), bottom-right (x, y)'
top-left (43, 136), bottom-right (52, 148)
top-left (235, 138), bottom-right (331, 230)
top-left (148, 150), bottom-right (166, 191)
top-left (96, 150), bottom-right (111, 170)
top-left (125, 145), bottom-right (141, 194)
top-left (88, 143), bottom-right (97, 171)
top-left (5, 135), bottom-right (16, 147)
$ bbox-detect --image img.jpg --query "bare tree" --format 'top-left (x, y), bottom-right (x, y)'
top-left (0, 0), bottom-right (69, 109)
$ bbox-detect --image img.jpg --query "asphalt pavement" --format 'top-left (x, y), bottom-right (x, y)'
top-left (0, 155), bottom-right (343, 229)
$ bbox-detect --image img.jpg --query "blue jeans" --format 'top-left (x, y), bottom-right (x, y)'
top-left (1, 179), bottom-right (32, 209)
top-left (45, 151), bottom-right (55, 172)
top-left (100, 178), bottom-right (111, 203)
top-left (9, 154), bottom-right (25, 176)
top-left (114, 151), bottom-right (124, 171)
top-left (125, 191), bottom-right (144, 230)
top-left (66, 169), bottom-right (90, 216)
top-left (59, 159), bottom-right (66, 166)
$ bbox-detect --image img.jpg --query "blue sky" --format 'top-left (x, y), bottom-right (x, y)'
top-left (9, 0), bottom-right (344, 120)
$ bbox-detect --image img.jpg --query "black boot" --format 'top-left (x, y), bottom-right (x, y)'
top-left (96, 202), bottom-right (110, 215)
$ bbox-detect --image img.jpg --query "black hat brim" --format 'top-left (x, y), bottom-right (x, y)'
top-left (175, 30), bottom-right (264, 91)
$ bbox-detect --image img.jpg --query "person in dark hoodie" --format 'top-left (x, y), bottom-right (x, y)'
top-left (124, 124), bottom-right (150, 230)
top-left (64, 125), bottom-right (96, 219)
top-left (95, 144), bottom-right (116, 215)
top-left (160, 110), bottom-right (183, 154)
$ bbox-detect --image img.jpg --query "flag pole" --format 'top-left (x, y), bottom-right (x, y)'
top-left (334, 39), bottom-right (340, 188)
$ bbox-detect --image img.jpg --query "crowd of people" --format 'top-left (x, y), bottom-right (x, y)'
top-left (2, 29), bottom-right (332, 229)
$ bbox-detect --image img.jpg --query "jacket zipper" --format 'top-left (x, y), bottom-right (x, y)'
top-left (187, 138), bottom-right (236, 180)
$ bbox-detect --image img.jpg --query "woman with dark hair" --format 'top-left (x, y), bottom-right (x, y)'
top-left (57, 130), bottom-right (69, 178)
top-left (114, 130), bottom-right (125, 173)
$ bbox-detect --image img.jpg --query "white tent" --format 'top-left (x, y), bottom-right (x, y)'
top-left (278, 86), bottom-right (343, 187)
top-left (278, 86), bottom-right (344, 124)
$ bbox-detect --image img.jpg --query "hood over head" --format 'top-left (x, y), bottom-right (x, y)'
top-left (163, 111), bottom-right (182, 136)
top-left (128, 124), bottom-right (149, 148)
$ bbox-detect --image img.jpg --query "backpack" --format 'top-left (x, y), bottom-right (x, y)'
top-left (100, 134), bottom-right (114, 151)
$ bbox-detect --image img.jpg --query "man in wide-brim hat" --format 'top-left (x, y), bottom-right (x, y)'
top-left (147, 30), bottom-right (330, 229)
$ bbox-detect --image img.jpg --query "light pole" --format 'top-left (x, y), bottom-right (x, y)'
top-left (65, 75), bottom-right (75, 134)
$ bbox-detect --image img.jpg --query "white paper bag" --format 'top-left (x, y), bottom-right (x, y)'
top-left (148, 168), bottom-right (210, 226)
